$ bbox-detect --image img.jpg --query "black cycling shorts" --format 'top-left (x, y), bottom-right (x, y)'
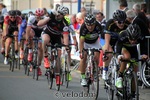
top-left (123, 46), bottom-right (138, 59)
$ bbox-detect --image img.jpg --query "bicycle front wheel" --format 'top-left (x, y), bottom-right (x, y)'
top-left (125, 71), bottom-right (139, 100)
top-left (90, 61), bottom-right (99, 100)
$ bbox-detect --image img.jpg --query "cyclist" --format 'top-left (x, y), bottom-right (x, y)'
top-left (79, 13), bottom-right (102, 86)
top-left (3, 10), bottom-right (22, 64)
top-left (37, 5), bottom-right (69, 85)
top-left (115, 24), bottom-right (148, 97)
top-left (18, 13), bottom-right (27, 63)
top-left (26, 8), bottom-right (45, 75)
top-left (102, 9), bottom-right (129, 80)
top-left (0, 15), bottom-right (4, 54)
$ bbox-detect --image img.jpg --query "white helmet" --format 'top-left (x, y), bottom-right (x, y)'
top-left (56, 5), bottom-right (68, 15)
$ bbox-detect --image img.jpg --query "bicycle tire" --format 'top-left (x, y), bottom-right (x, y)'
top-left (91, 61), bottom-right (99, 100)
top-left (125, 71), bottom-right (139, 100)
top-left (54, 57), bottom-right (61, 91)
top-left (11, 43), bottom-right (15, 72)
top-left (106, 58), bottom-right (116, 100)
top-left (106, 72), bottom-right (115, 100)
top-left (24, 47), bottom-right (28, 75)
top-left (18, 56), bottom-right (21, 70)
top-left (36, 66), bottom-right (39, 80)
top-left (47, 69), bottom-right (53, 89)
top-left (65, 55), bottom-right (70, 88)
top-left (141, 63), bottom-right (150, 87)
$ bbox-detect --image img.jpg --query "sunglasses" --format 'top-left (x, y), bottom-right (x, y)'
top-left (10, 16), bottom-right (16, 19)
top-left (116, 21), bottom-right (125, 24)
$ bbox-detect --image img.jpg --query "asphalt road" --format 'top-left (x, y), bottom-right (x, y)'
top-left (0, 63), bottom-right (109, 100)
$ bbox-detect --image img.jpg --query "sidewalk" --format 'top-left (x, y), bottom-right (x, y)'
top-left (71, 69), bottom-right (150, 100)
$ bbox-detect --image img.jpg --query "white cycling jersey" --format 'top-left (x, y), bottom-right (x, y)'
top-left (27, 15), bottom-right (45, 29)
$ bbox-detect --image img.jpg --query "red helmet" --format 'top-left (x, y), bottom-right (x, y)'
top-left (35, 8), bottom-right (44, 16)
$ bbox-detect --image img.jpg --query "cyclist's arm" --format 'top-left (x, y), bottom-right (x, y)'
top-left (3, 23), bottom-right (8, 36)
top-left (104, 33), bottom-right (111, 51)
top-left (37, 17), bottom-right (50, 26)
top-left (79, 24), bottom-right (85, 52)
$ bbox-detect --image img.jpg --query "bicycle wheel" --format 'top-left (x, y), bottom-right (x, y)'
top-left (54, 57), bottom-right (61, 91)
top-left (47, 69), bottom-right (54, 89)
top-left (125, 71), bottom-right (139, 100)
top-left (91, 61), bottom-right (99, 100)
top-left (106, 58), bottom-right (116, 100)
top-left (106, 72), bottom-right (115, 100)
top-left (11, 43), bottom-right (15, 72)
top-left (141, 63), bottom-right (150, 87)
top-left (24, 47), bottom-right (28, 74)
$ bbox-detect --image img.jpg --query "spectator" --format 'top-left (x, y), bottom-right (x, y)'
top-left (96, 12), bottom-right (106, 29)
top-left (76, 12), bottom-right (84, 26)
top-left (0, 3), bottom-right (7, 16)
top-left (80, 7), bottom-right (87, 18)
top-left (71, 14), bottom-right (80, 47)
top-left (141, 2), bottom-right (147, 14)
top-left (132, 3), bottom-right (141, 15)
top-left (126, 9), bottom-right (150, 55)
top-left (119, 0), bottom-right (128, 12)
top-left (43, 8), bottom-right (49, 17)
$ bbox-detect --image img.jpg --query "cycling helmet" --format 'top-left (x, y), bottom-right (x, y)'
top-left (8, 10), bottom-right (16, 16)
top-left (56, 5), bottom-right (68, 15)
top-left (0, 16), bottom-right (4, 23)
top-left (113, 10), bottom-right (127, 21)
top-left (16, 10), bottom-right (21, 16)
top-left (35, 8), bottom-right (44, 16)
top-left (126, 24), bottom-right (141, 40)
top-left (84, 13), bottom-right (96, 25)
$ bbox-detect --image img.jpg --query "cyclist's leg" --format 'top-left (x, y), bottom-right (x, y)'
top-left (1, 33), bottom-right (5, 54)
top-left (102, 44), bottom-right (113, 80)
top-left (4, 35), bottom-right (12, 64)
top-left (41, 31), bottom-right (50, 68)
top-left (79, 42), bottom-right (88, 86)
top-left (126, 47), bottom-right (139, 97)
top-left (116, 47), bottom-right (130, 88)
top-left (13, 31), bottom-right (19, 58)
top-left (27, 29), bottom-right (34, 61)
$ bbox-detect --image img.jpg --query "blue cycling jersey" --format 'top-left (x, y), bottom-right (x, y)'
top-left (18, 19), bottom-right (27, 42)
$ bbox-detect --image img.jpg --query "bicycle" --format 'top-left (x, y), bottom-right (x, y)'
top-left (103, 51), bottom-right (119, 100)
top-left (61, 44), bottom-right (74, 88)
top-left (83, 48), bottom-right (101, 100)
top-left (32, 37), bottom-right (41, 80)
top-left (46, 43), bottom-right (62, 91)
top-left (8, 34), bottom-right (18, 72)
top-left (116, 58), bottom-right (144, 100)
top-left (24, 37), bottom-right (41, 79)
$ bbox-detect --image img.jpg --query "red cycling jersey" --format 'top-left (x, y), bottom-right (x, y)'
top-left (4, 15), bottom-right (22, 25)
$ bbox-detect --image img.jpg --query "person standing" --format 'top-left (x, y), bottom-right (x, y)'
top-left (0, 3), bottom-right (7, 16)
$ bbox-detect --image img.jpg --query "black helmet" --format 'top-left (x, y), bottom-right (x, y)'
top-left (16, 10), bottom-right (21, 16)
top-left (8, 10), bottom-right (16, 16)
top-left (0, 16), bottom-right (4, 23)
top-left (113, 10), bottom-right (127, 21)
top-left (126, 24), bottom-right (141, 40)
top-left (84, 13), bottom-right (96, 25)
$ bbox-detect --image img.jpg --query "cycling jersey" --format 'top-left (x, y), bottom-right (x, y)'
top-left (4, 15), bottom-right (22, 35)
top-left (18, 19), bottom-right (27, 42)
top-left (27, 15), bottom-right (45, 37)
top-left (116, 30), bottom-right (147, 58)
top-left (105, 19), bottom-right (129, 47)
top-left (43, 12), bottom-right (69, 35)
top-left (80, 21), bottom-right (102, 44)
top-left (42, 12), bottom-right (69, 45)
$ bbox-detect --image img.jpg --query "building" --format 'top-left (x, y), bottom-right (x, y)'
top-left (1, 0), bottom-right (149, 19)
